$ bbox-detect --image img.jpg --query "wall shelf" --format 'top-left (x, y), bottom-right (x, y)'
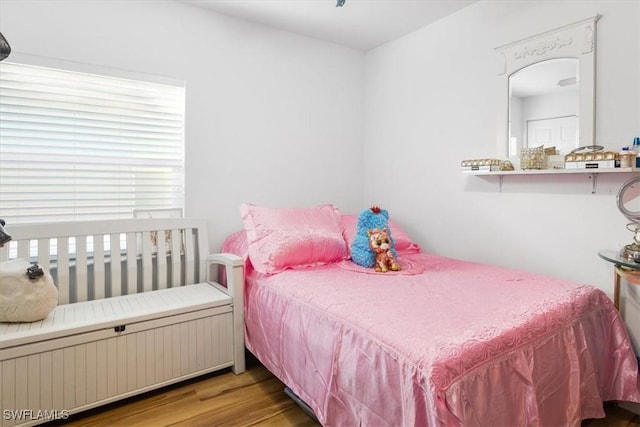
top-left (464, 168), bottom-right (639, 193)
top-left (463, 167), bottom-right (636, 176)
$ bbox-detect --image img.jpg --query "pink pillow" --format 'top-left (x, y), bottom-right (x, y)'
top-left (240, 204), bottom-right (349, 275)
top-left (221, 229), bottom-right (249, 260)
top-left (221, 229), bottom-right (253, 274)
top-left (340, 214), bottom-right (421, 253)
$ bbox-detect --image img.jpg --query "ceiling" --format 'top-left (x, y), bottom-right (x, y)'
top-left (510, 58), bottom-right (578, 98)
top-left (179, 0), bottom-right (477, 51)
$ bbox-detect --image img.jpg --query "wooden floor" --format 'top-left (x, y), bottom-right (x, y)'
top-left (50, 355), bottom-right (639, 427)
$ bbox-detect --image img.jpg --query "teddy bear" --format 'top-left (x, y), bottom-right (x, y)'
top-left (351, 206), bottom-right (400, 271)
top-left (367, 227), bottom-right (401, 273)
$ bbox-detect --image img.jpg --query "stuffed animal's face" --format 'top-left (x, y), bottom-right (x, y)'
top-left (367, 228), bottom-right (391, 253)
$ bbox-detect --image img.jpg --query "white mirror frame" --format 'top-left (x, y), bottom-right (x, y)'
top-left (495, 15), bottom-right (601, 161)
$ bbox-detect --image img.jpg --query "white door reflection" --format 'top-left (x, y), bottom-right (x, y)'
top-left (526, 116), bottom-right (577, 154)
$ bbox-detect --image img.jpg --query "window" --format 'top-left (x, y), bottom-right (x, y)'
top-left (0, 61), bottom-right (185, 225)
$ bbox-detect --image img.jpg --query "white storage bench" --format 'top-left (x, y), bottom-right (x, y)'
top-left (0, 218), bottom-right (244, 427)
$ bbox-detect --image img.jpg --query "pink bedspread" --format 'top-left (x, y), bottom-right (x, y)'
top-left (236, 251), bottom-right (640, 426)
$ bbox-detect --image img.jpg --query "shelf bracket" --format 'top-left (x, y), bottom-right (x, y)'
top-left (498, 175), bottom-right (503, 192)
top-left (589, 173), bottom-right (597, 194)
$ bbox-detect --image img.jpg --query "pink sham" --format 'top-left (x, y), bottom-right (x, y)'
top-left (240, 204), bottom-right (349, 275)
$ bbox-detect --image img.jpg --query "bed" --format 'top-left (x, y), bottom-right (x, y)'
top-left (223, 204), bottom-right (640, 426)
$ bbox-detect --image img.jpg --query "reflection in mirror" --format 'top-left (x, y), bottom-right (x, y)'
top-left (508, 58), bottom-right (579, 157)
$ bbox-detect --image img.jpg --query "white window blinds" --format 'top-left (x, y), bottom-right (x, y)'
top-left (0, 62), bottom-right (185, 224)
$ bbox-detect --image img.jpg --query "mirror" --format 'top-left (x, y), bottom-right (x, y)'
top-left (618, 176), bottom-right (640, 222)
top-left (508, 58), bottom-right (579, 156)
top-left (496, 15), bottom-right (600, 162)
top-left (617, 176), bottom-right (640, 260)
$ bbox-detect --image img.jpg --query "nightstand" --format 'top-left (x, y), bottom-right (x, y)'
top-left (598, 249), bottom-right (640, 310)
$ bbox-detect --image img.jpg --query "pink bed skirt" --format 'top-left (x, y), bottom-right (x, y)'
top-left (232, 250), bottom-right (640, 426)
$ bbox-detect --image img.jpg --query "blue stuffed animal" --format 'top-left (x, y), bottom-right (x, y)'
top-left (351, 206), bottom-right (398, 268)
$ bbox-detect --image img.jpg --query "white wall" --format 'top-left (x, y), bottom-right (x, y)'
top-left (2, 0), bottom-right (640, 314)
top-left (364, 0), bottom-right (640, 348)
top-left (364, 0), bottom-right (639, 294)
top-left (522, 91), bottom-right (577, 124)
top-left (0, 0), bottom-right (365, 250)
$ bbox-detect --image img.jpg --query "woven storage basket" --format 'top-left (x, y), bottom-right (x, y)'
top-left (520, 146), bottom-right (545, 170)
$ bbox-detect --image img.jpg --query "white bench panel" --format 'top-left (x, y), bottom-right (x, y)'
top-left (56, 240), bottom-right (71, 305)
top-left (126, 232), bottom-right (137, 295)
top-left (141, 231), bottom-right (153, 293)
top-left (0, 311), bottom-right (233, 427)
top-left (76, 236), bottom-right (88, 303)
top-left (170, 229), bottom-right (181, 287)
top-left (157, 229), bottom-right (168, 290)
top-left (109, 233), bottom-right (122, 298)
top-left (0, 283), bottom-right (231, 351)
top-left (93, 236), bottom-right (106, 300)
